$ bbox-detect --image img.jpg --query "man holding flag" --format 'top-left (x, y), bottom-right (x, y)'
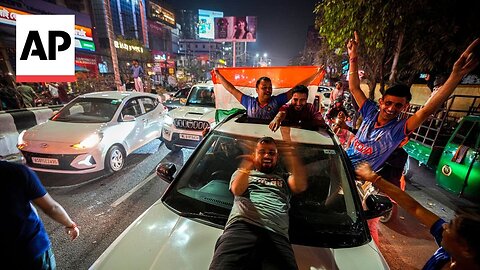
top-left (213, 67), bottom-right (323, 120)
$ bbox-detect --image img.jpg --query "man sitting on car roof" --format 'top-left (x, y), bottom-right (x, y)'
top-left (269, 84), bottom-right (325, 131)
top-left (214, 68), bottom-right (322, 120)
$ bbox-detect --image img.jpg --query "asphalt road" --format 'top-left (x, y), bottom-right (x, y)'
top-left (37, 141), bottom-right (477, 270)
top-left (38, 140), bottom-right (194, 270)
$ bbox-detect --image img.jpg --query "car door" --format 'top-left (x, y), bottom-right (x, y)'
top-left (138, 97), bottom-right (163, 141)
top-left (120, 98), bottom-right (145, 152)
top-left (436, 118), bottom-right (480, 198)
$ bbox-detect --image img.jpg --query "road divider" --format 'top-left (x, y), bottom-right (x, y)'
top-left (0, 105), bottom-right (64, 162)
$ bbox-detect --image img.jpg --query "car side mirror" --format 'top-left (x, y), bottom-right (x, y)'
top-left (363, 194), bottom-right (393, 219)
top-left (122, 115), bottom-right (135, 122)
top-left (156, 162), bottom-right (176, 183)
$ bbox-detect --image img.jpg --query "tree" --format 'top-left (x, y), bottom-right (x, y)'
top-left (313, 0), bottom-right (480, 99)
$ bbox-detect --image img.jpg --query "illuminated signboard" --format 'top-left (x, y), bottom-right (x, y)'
top-left (1, 5), bottom-right (94, 51)
top-left (150, 2), bottom-right (175, 26)
top-left (114, 40), bottom-right (144, 53)
top-left (214, 16), bottom-right (256, 42)
top-left (198, 9), bottom-right (223, 40)
top-left (0, 5), bottom-right (28, 25)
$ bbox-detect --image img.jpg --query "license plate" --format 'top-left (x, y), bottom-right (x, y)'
top-left (179, 134), bottom-right (200, 141)
top-left (32, 157), bottom-right (59, 166)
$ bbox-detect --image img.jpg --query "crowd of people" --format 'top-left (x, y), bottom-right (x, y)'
top-left (4, 31), bottom-right (480, 270)
top-left (210, 31), bottom-right (480, 270)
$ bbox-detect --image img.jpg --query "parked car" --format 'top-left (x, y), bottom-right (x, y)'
top-left (164, 87), bottom-right (191, 111)
top-left (91, 112), bottom-right (392, 270)
top-left (17, 91), bottom-right (166, 174)
top-left (161, 81), bottom-right (215, 151)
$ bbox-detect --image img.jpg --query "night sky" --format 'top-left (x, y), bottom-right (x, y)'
top-left (166, 0), bottom-right (319, 66)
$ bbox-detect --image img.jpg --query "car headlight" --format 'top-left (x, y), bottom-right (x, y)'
top-left (17, 130), bottom-right (27, 149)
top-left (164, 115), bottom-right (174, 125)
top-left (72, 133), bottom-right (103, 149)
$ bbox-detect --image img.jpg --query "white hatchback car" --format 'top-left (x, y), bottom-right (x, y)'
top-left (17, 91), bottom-right (166, 174)
top-left (91, 112), bottom-right (391, 270)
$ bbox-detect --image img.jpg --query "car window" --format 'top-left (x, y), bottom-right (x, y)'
top-left (122, 99), bottom-right (142, 117)
top-left (52, 97), bottom-right (120, 123)
top-left (175, 88), bottom-right (190, 98)
top-left (140, 97), bottom-right (158, 113)
top-left (451, 120), bottom-right (479, 148)
top-left (162, 129), bottom-right (363, 247)
top-left (186, 86), bottom-right (215, 107)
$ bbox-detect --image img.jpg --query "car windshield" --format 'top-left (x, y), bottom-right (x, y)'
top-left (186, 86), bottom-right (215, 107)
top-left (174, 88), bottom-right (190, 98)
top-left (162, 129), bottom-right (367, 248)
top-left (52, 97), bottom-right (121, 123)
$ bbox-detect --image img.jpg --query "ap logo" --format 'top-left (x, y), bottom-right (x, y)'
top-left (16, 15), bottom-right (75, 82)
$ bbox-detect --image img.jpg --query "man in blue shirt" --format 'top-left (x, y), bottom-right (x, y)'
top-left (347, 32), bottom-right (480, 171)
top-left (1, 160), bottom-right (79, 269)
top-left (214, 68), bottom-right (322, 120)
top-left (347, 32), bottom-right (480, 245)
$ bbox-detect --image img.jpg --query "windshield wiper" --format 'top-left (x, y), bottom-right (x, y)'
top-left (180, 211), bottom-right (228, 220)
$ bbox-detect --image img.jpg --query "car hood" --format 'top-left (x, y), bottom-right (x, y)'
top-left (168, 106), bottom-right (216, 122)
top-left (91, 202), bottom-right (388, 270)
top-left (24, 121), bottom-right (105, 143)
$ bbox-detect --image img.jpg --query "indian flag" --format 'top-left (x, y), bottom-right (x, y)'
top-left (212, 66), bottom-right (325, 122)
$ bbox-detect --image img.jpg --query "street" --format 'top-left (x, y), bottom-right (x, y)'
top-left (38, 140), bottom-right (477, 270)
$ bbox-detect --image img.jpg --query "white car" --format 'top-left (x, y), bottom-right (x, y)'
top-left (17, 91), bottom-right (166, 174)
top-left (161, 81), bottom-right (215, 151)
top-left (91, 112), bottom-right (391, 269)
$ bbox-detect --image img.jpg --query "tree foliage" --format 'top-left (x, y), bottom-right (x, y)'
top-left (313, 0), bottom-right (480, 98)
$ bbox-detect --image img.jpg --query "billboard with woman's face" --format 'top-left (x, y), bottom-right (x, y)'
top-left (214, 16), bottom-right (256, 42)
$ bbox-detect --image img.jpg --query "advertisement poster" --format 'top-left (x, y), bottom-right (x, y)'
top-left (214, 16), bottom-right (256, 42)
top-left (198, 9), bottom-right (223, 40)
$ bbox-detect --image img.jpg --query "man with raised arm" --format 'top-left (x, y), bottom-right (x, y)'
top-left (346, 31), bottom-right (479, 171)
top-left (214, 68), bottom-right (322, 120)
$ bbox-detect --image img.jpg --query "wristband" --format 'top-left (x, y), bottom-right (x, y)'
top-left (66, 222), bottom-right (78, 229)
top-left (237, 168), bottom-right (251, 175)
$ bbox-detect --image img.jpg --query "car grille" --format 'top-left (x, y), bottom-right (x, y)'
top-left (174, 119), bottom-right (210, 130)
top-left (21, 151), bottom-right (95, 171)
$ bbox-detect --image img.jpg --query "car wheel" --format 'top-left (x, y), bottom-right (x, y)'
top-left (165, 141), bottom-right (180, 152)
top-left (105, 145), bottom-right (125, 173)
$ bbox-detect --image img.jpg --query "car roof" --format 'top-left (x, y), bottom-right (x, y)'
top-left (192, 81), bottom-right (214, 88)
top-left (215, 114), bottom-right (335, 146)
top-left (79, 91), bottom-right (158, 100)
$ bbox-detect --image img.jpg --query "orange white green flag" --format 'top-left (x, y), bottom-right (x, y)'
top-left (211, 66), bottom-right (325, 122)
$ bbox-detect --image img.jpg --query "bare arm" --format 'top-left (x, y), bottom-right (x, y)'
top-left (280, 127), bottom-right (307, 193)
top-left (355, 162), bottom-right (439, 228)
top-left (285, 67), bottom-right (323, 100)
top-left (269, 111), bottom-right (286, 132)
top-left (33, 193), bottom-right (79, 240)
top-left (230, 157), bottom-right (254, 196)
top-left (347, 31), bottom-right (367, 108)
top-left (406, 38), bottom-right (480, 133)
top-left (214, 69), bottom-right (243, 103)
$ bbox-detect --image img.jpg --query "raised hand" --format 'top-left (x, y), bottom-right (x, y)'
top-left (347, 31), bottom-right (359, 59)
top-left (452, 38), bottom-right (480, 78)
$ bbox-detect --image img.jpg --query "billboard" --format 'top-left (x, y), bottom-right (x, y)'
top-left (198, 9), bottom-right (223, 40)
top-left (214, 16), bottom-right (256, 42)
